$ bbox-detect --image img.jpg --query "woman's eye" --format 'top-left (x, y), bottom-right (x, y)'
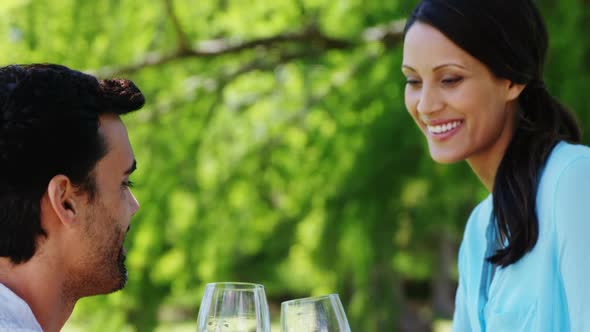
top-left (441, 77), bottom-right (463, 85)
top-left (405, 79), bottom-right (421, 86)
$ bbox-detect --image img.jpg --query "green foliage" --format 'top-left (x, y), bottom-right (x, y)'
top-left (1, 0), bottom-right (588, 331)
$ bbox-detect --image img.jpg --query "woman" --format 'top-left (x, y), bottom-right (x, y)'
top-left (402, 1), bottom-right (590, 331)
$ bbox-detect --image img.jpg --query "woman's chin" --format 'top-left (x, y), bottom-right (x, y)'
top-left (429, 149), bottom-right (463, 164)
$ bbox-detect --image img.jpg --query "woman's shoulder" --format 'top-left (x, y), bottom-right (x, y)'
top-left (546, 141), bottom-right (590, 167)
top-left (555, 140), bottom-right (590, 155)
top-left (539, 141), bottom-right (590, 186)
top-left (470, 195), bottom-right (493, 218)
top-left (463, 194), bottom-right (493, 237)
top-left (537, 142), bottom-right (590, 260)
top-left (536, 141), bottom-right (590, 226)
top-left (457, 195), bottom-right (493, 272)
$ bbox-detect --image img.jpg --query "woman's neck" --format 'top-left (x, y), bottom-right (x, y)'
top-left (467, 105), bottom-right (519, 192)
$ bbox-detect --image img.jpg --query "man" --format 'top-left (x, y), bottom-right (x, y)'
top-left (0, 64), bottom-right (145, 332)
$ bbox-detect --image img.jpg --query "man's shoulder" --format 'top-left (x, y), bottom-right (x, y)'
top-left (0, 284), bottom-right (42, 332)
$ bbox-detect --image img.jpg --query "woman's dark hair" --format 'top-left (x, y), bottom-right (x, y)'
top-left (0, 64), bottom-right (145, 264)
top-left (405, 0), bottom-right (581, 267)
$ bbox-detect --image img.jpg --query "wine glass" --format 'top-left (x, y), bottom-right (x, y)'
top-left (196, 282), bottom-right (271, 332)
top-left (281, 294), bottom-right (351, 332)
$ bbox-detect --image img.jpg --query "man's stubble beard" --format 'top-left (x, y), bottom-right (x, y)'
top-left (96, 220), bottom-right (128, 294)
top-left (115, 241), bottom-right (128, 290)
top-left (67, 201), bottom-right (129, 299)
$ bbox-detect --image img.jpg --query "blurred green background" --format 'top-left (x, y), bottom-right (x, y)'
top-left (1, 0), bottom-right (589, 331)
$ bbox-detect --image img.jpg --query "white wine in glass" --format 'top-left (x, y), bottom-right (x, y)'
top-left (281, 294), bottom-right (351, 332)
top-left (197, 282), bottom-right (271, 332)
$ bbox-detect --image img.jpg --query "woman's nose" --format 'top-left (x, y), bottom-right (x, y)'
top-left (417, 85), bottom-right (444, 114)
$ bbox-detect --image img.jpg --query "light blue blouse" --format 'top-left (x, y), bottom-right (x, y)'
top-left (452, 142), bottom-right (590, 332)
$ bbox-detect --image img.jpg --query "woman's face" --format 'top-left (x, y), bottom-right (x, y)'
top-left (402, 22), bottom-right (520, 164)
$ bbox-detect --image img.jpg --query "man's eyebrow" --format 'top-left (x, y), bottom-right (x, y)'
top-left (124, 159), bottom-right (137, 175)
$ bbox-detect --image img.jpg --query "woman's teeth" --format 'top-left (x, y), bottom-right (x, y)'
top-left (427, 121), bottom-right (462, 134)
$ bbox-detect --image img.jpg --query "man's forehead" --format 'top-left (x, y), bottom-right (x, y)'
top-left (97, 113), bottom-right (135, 169)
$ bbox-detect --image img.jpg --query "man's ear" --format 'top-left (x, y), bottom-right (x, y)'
top-left (47, 175), bottom-right (80, 226)
top-left (506, 81), bottom-right (526, 102)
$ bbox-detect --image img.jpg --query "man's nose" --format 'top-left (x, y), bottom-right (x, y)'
top-left (130, 193), bottom-right (140, 216)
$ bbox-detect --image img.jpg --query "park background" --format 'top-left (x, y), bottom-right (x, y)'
top-left (1, 0), bottom-right (589, 331)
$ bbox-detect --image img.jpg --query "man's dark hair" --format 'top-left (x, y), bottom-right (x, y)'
top-left (0, 64), bottom-right (145, 264)
top-left (405, 0), bottom-right (581, 267)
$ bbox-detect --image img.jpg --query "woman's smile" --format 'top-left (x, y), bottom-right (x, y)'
top-left (424, 119), bottom-right (464, 140)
